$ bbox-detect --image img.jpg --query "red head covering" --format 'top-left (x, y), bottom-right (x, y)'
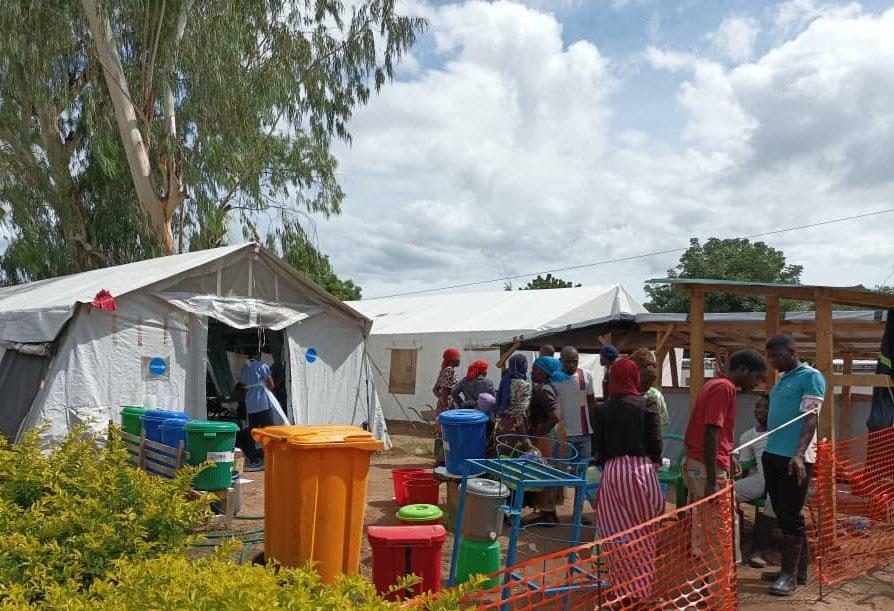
top-left (608, 358), bottom-right (641, 398)
top-left (441, 348), bottom-right (461, 370)
top-left (466, 359), bottom-right (489, 380)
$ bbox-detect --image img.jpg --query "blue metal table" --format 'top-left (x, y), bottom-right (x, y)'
top-left (448, 457), bottom-right (596, 607)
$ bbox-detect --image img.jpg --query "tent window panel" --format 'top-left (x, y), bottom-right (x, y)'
top-left (388, 349), bottom-right (417, 395)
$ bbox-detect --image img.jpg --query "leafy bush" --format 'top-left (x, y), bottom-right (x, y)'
top-left (16, 545), bottom-right (475, 610)
top-left (0, 428), bottom-right (211, 604)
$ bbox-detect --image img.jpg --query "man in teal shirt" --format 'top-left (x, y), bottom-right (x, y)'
top-left (762, 335), bottom-right (826, 596)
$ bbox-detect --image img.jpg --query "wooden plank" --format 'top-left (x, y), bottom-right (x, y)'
top-left (669, 348), bottom-right (679, 388)
top-left (143, 450), bottom-right (183, 468)
top-left (689, 288), bottom-right (705, 410)
top-left (766, 296), bottom-right (780, 387)
top-left (656, 326), bottom-right (676, 354)
top-left (145, 462), bottom-right (178, 478)
top-left (496, 341), bottom-right (521, 369)
top-left (638, 320), bottom-right (884, 334)
top-left (815, 296), bottom-right (835, 441)
top-left (830, 373), bottom-right (893, 387)
top-left (656, 345), bottom-right (668, 387)
top-left (120, 430), bottom-right (141, 445)
top-left (664, 282), bottom-right (894, 308)
top-left (142, 437), bottom-right (177, 453)
top-left (839, 355), bottom-right (853, 439)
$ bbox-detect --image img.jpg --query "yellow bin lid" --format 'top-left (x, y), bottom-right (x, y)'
top-left (253, 425), bottom-right (382, 451)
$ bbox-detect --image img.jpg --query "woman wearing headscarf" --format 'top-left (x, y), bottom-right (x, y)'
top-left (630, 348), bottom-right (670, 433)
top-left (450, 360), bottom-right (495, 408)
top-left (495, 353), bottom-right (533, 441)
top-left (594, 358), bottom-right (664, 606)
top-left (523, 356), bottom-right (570, 526)
top-left (433, 348), bottom-right (461, 464)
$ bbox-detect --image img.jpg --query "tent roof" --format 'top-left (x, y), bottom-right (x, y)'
top-left (0, 243), bottom-right (369, 344)
top-left (349, 285), bottom-right (646, 335)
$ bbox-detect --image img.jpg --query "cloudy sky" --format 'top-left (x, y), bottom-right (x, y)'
top-left (312, 0), bottom-right (894, 301)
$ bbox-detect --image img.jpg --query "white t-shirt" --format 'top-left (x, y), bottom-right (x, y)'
top-left (554, 368), bottom-right (595, 437)
top-left (735, 427), bottom-right (768, 476)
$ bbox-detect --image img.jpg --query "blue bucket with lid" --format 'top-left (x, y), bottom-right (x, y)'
top-left (438, 409), bottom-right (489, 476)
top-left (141, 409), bottom-right (189, 443)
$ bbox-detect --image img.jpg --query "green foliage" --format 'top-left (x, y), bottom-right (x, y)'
top-left (0, 428), bottom-right (211, 605)
top-left (644, 238), bottom-right (805, 313)
top-left (0, 1), bottom-right (425, 280)
top-left (18, 546), bottom-right (479, 610)
top-left (272, 223), bottom-right (362, 301)
top-left (520, 274), bottom-right (581, 290)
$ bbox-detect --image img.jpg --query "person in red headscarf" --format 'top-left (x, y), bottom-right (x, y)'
top-left (451, 359), bottom-right (495, 408)
top-left (594, 358), bottom-right (664, 606)
top-left (432, 348), bottom-right (462, 464)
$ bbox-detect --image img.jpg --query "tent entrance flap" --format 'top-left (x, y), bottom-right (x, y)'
top-left (157, 292), bottom-right (322, 330)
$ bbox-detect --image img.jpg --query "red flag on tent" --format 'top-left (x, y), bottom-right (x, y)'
top-left (91, 289), bottom-right (117, 312)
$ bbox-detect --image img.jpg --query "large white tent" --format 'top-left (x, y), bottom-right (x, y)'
top-left (0, 244), bottom-right (387, 444)
top-left (349, 286), bottom-right (646, 421)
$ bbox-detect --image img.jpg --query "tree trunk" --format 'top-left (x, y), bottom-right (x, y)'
top-left (80, 0), bottom-right (179, 254)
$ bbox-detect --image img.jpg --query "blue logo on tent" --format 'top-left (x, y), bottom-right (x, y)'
top-left (148, 357), bottom-right (167, 377)
top-left (306, 348), bottom-right (318, 363)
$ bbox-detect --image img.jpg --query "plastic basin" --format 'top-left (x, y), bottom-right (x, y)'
top-left (392, 468), bottom-right (426, 505)
top-left (185, 420), bottom-right (239, 491)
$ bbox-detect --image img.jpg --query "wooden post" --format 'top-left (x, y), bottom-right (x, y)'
top-left (839, 354), bottom-right (853, 439)
top-left (656, 345), bottom-right (668, 387)
top-left (669, 348), bottom-right (680, 388)
top-left (765, 296), bottom-right (780, 388)
top-left (689, 289), bottom-right (706, 410)
top-left (815, 295), bottom-right (836, 442)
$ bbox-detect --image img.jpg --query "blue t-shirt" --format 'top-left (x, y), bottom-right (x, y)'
top-left (766, 364), bottom-right (826, 463)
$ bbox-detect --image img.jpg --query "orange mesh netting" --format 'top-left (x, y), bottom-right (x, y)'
top-left (811, 427), bottom-right (894, 586)
top-left (460, 485), bottom-right (737, 610)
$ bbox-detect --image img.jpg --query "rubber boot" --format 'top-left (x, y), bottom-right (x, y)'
top-left (769, 534), bottom-right (802, 596)
top-left (748, 512), bottom-right (774, 569)
top-left (761, 535), bottom-right (808, 584)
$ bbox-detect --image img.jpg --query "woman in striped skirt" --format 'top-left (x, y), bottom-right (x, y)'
top-left (594, 358), bottom-right (664, 606)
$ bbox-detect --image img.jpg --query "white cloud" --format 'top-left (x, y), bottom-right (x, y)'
top-left (708, 16), bottom-right (760, 63)
top-left (313, 2), bottom-right (894, 299)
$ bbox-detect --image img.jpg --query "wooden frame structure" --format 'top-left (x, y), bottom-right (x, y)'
top-left (646, 279), bottom-right (894, 443)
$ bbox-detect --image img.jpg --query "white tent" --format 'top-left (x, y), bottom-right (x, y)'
top-left (0, 243), bottom-right (387, 444)
top-left (349, 286), bottom-right (646, 421)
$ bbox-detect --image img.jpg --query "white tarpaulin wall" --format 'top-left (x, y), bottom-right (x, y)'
top-left (22, 295), bottom-right (208, 442)
top-left (287, 312), bottom-right (387, 444)
top-left (352, 285), bottom-right (646, 422)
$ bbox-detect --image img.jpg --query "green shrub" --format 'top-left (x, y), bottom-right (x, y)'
top-left (21, 545), bottom-right (475, 610)
top-left (0, 428), bottom-right (211, 604)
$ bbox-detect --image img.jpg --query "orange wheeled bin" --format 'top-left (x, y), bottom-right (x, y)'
top-left (252, 425), bottom-right (383, 582)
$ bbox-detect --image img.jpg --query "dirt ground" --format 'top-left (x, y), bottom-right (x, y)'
top-left (236, 422), bottom-right (894, 609)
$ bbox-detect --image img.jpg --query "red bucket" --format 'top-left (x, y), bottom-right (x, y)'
top-left (405, 479), bottom-right (440, 505)
top-left (392, 468), bottom-right (426, 505)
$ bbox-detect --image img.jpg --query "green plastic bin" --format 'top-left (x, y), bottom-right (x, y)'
top-left (455, 538), bottom-right (501, 588)
top-left (120, 406), bottom-right (146, 436)
top-left (185, 420), bottom-right (239, 491)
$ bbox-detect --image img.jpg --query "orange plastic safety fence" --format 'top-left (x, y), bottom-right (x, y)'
top-left (812, 428), bottom-right (894, 586)
top-left (461, 485), bottom-right (737, 610)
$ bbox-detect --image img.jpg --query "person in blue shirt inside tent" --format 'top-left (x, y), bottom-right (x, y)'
top-left (761, 335), bottom-right (826, 597)
top-left (239, 350), bottom-right (288, 471)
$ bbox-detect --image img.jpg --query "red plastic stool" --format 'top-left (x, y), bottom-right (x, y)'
top-left (367, 525), bottom-right (447, 600)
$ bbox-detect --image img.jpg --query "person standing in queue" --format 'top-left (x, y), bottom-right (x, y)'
top-left (683, 349), bottom-right (767, 558)
top-left (761, 335), bottom-right (826, 596)
top-left (433, 348), bottom-right (461, 464)
top-left (451, 359), bottom-right (495, 407)
top-left (599, 345), bottom-right (620, 399)
top-left (555, 346), bottom-right (597, 466)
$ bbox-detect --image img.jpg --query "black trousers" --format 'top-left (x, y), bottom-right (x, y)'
top-left (762, 451), bottom-right (814, 537)
top-left (245, 409), bottom-right (274, 462)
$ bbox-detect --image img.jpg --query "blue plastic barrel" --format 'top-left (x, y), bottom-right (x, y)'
top-left (141, 409), bottom-right (189, 443)
top-left (438, 409), bottom-right (489, 476)
top-left (160, 418), bottom-right (188, 450)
